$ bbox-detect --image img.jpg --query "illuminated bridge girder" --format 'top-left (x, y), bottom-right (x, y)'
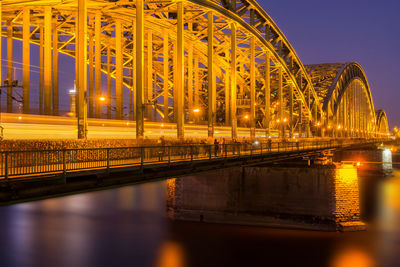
top-left (0, 0), bottom-right (387, 139)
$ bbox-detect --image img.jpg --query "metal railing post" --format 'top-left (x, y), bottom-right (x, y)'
top-left (5, 152), bottom-right (8, 181)
top-left (62, 149), bottom-right (66, 177)
top-left (209, 145), bottom-right (212, 160)
top-left (140, 147), bottom-right (144, 171)
top-left (190, 146), bottom-right (193, 162)
top-left (224, 144), bottom-right (227, 158)
top-left (168, 146), bottom-right (171, 167)
top-left (106, 148), bottom-right (110, 174)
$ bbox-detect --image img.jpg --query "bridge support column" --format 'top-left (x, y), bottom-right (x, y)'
top-left (176, 2), bottom-right (185, 139)
top-left (39, 26), bottom-right (44, 114)
top-left (44, 6), bottom-right (52, 115)
top-left (163, 33), bottom-right (169, 122)
top-left (107, 46), bottom-right (112, 119)
top-left (22, 8), bottom-right (30, 114)
top-left (136, 0), bottom-right (144, 138)
top-left (6, 21), bottom-right (13, 113)
top-left (131, 23), bottom-right (136, 121)
top-left (146, 30), bottom-right (153, 121)
top-left (289, 84), bottom-right (293, 138)
top-left (77, 0), bottom-right (88, 139)
top-left (52, 18), bottom-right (59, 116)
top-left (88, 27), bottom-right (94, 118)
top-left (188, 31), bottom-right (194, 121)
top-left (194, 54), bottom-right (199, 117)
top-left (230, 23), bottom-right (237, 139)
top-left (94, 12), bottom-right (102, 118)
top-left (306, 87), bottom-right (310, 138)
top-left (207, 11), bottom-right (215, 138)
top-left (250, 37), bottom-right (255, 139)
top-left (278, 67), bottom-right (284, 138)
top-left (264, 52), bottom-right (270, 138)
top-left (115, 19), bottom-right (123, 120)
top-left (298, 100), bottom-right (302, 138)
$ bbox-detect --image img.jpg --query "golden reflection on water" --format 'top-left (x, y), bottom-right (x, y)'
top-left (155, 241), bottom-right (186, 267)
top-left (336, 164), bottom-right (358, 186)
top-left (330, 247), bottom-right (376, 267)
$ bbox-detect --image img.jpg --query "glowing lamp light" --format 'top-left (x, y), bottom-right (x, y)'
top-left (161, 123), bottom-right (164, 127)
top-left (253, 140), bottom-right (260, 145)
top-left (356, 162), bottom-right (361, 167)
top-left (338, 125), bottom-right (342, 130)
top-left (99, 96), bottom-right (106, 102)
top-left (18, 116), bottom-right (22, 120)
top-left (283, 118), bottom-right (287, 123)
top-left (276, 119), bottom-right (280, 123)
top-left (244, 114), bottom-right (249, 120)
top-left (193, 108), bottom-right (200, 113)
top-left (316, 122), bottom-right (321, 127)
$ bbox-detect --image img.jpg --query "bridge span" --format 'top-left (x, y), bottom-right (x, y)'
top-left (0, 0), bottom-right (390, 141)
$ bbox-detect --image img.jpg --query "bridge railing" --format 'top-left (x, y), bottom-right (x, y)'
top-left (0, 139), bottom-right (387, 180)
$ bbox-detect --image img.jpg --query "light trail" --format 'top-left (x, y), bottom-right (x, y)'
top-left (0, 113), bottom-right (280, 139)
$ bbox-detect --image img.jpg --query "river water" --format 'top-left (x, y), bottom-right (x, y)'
top-left (0, 169), bottom-right (399, 267)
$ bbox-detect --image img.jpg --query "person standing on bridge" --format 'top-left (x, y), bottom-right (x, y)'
top-left (214, 139), bottom-right (219, 157)
top-left (268, 138), bottom-right (272, 151)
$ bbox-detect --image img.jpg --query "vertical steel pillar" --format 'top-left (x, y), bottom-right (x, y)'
top-left (207, 11), bottom-right (215, 138)
top-left (230, 23), bottom-right (237, 139)
top-left (278, 67), bottom-right (284, 138)
top-left (306, 87), bottom-right (310, 137)
top-left (146, 30), bottom-right (153, 120)
top-left (264, 51), bottom-right (270, 138)
top-left (187, 23), bottom-right (193, 121)
top-left (224, 49), bottom-right (230, 125)
top-left (176, 2), bottom-right (185, 139)
top-left (115, 19), bottom-right (123, 120)
top-left (132, 23), bottom-right (136, 121)
top-left (136, 0), bottom-right (144, 138)
top-left (249, 37), bottom-right (255, 139)
top-left (106, 46), bottom-right (111, 119)
top-left (22, 8), bottom-right (30, 114)
top-left (88, 26), bottom-right (94, 118)
top-left (0, 2), bottom-right (2, 111)
top-left (94, 12), bottom-right (102, 118)
top-left (298, 100), bottom-right (302, 138)
top-left (188, 43), bottom-right (194, 121)
top-left (77, 0), bottom-right (88, 139)
top-left (39, 25), bottom-right (44, 115)
top-left (163, 33), bottom-right (169, 122)
top-left (6, 21), bottom-right (13, 113)
top-left (194, 55), bottom-right (199, 109)
top-left (289, 84), bottom-right (293, 138)
top-left (44, 7), bottom-right (52, 115)
top-left (52, 17), bottom-right (59, 115)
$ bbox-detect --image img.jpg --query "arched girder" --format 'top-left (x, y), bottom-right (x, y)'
top-left (376, 109), bottom-right (389, 135)
top-left (306, 62), bottom-right (379, 137)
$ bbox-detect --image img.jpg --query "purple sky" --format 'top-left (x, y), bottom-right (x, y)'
top-left (258, 0), bottom-right (400, 128)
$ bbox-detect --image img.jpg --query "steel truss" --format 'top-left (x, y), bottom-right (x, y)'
top-left (0, 0), bottom-right (389, 139)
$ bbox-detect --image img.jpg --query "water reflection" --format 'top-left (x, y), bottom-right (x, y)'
top-left (0, 167), bottom-right (399, 266)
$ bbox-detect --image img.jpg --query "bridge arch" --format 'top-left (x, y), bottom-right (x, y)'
top-left (0, 0), bottom-right (388, 140)
top-left (306, 62), bottom-right (376, 137)
top-left (376, 109), bottom-right (389, 136)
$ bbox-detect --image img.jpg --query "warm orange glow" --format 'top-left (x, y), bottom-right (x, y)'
top-left (99, 96), bottom-right (106, 102)
top-left (244, 114), bottom-right (249, 120)
top-left (193, 108), bottom-right (200, 113)
top-left (283, 117), bottom-right (287, 123)
top-left (18, 116), bottom-right (22, 120)
top-left (155, 241), bottom-right (185, 267)
top-left (330, 248), bottom-right (375, 267)
top-left (338, 125), bottom-right (342, 130)
top-left (356, 161), bottom-right (361, 167)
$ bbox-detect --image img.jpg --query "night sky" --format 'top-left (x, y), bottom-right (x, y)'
top-left (257, 0), bottom-right (400, 128)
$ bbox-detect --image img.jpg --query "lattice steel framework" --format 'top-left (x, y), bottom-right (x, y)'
top-left (0, 0), bottom-right (388, 139)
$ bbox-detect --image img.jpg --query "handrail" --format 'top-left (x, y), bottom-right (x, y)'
top-left (0, 139), bottom-right (388, 180)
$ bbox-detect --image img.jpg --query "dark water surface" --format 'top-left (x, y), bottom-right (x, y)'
top-left (0, 170), bottom-right (399, 267)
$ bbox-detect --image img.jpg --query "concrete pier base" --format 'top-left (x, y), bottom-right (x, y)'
top-left (167, 163), bottom-right (366, 231)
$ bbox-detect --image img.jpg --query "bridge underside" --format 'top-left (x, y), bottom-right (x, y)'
top-left (0, 0), bottom-right (389, 140)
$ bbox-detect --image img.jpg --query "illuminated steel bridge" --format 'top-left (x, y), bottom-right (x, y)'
top-left (0, 0), bottom-right (390, 140)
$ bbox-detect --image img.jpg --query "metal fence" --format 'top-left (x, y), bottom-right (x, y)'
top-left (0, 139), bottom-right (387, 180)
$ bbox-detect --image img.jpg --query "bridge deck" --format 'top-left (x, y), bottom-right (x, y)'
top-left (0, 139), bottom-right (383, 181)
